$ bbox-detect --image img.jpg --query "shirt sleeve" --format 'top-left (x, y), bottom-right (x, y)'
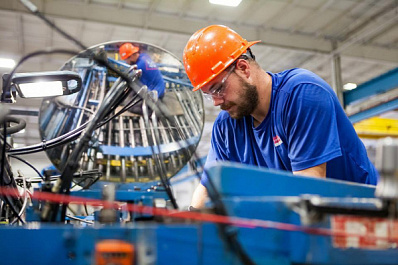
top-left (285, 83), bottom-right (342, 171)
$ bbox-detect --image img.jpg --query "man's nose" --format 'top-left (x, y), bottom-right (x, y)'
top-left (213, 96), bottom-right (224, 107)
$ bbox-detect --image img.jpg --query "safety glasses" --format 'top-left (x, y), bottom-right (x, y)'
top-left (203, 64), bottom-right (235, 101)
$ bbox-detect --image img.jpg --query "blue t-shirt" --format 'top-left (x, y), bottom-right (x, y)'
top-left (202, 68), bottom-right (378, 186)
top-left (136, 53), bottom-right (165, 98)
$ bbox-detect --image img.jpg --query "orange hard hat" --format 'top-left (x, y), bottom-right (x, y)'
top-left (183, 25), bottom-right (260, 91)
top-left (119, 43), bottom-right (140, 60)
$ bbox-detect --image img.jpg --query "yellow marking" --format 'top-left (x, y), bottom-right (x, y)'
top-left (354, 117), bottom-right (398, 138)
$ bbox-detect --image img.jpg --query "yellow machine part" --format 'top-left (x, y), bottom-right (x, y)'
top-left (354, 117), bottom-right (398, 138)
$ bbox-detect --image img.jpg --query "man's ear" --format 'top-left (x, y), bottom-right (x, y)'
top-left (235, 59), bottom-right (251, 79)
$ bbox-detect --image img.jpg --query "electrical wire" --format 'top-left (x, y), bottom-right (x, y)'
top-left (20, 0), bottom-right (86, 51)
top-left (24, 176), bottom-right (58, 183)
top-left (141, 92), bottom-right (178, 209)
top-left (1, 121), bottom-right (8, 186)
top-left (10, 171), bottom-right (29, 225)
top-left (0, 129), bottom-right (25, 224)
top-left (0, 135), bottom-right (12, 150)
top-left (70, 174), bottom-right (101, 190)
top-left (55, 99), bottom-right (95, 115)
top-left (0, 114), bottom-right (27, 225)
top-left (8, 155), bottom-right (45, 180)
top-left (66, 214), bottom-right (94, 225)
top-left (18, 172), bottom-right (28, 217)
top-left (8, 119), bottom-right (90, 155)
top-left (8, 81), bottom-right (144, 156)
top-left (84, 203), bottom-right (89, 216)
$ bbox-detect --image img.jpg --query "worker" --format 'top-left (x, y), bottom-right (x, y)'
top-left (119, 43), bottom-right (165, 114)
top-left (183, 25), bottom-right (379, 209)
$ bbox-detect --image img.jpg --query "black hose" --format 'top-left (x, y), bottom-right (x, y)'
top-left (3, 116), bottom-right (26, 135)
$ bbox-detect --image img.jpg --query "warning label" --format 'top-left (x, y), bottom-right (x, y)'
top-left (331, 216), bottom-right (398, 249)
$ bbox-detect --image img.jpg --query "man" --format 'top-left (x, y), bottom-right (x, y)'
top-left (183, 25), bottom-right (379, 209)
top-left (119, 43), bottom-right (165, 113)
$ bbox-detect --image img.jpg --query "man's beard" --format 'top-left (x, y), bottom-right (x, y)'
top-left (221, 76), bottom-right (259, 119)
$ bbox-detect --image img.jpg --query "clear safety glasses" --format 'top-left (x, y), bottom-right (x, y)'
top-left (202, 64), bottom-right (235, 101)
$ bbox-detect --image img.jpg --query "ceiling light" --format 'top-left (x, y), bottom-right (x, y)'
top-left (343, 83), bottom-right (357, 90)
top-left (0, 58), bottom-right (16, 69)
top-left (209, 0), bottom-right (242, 7)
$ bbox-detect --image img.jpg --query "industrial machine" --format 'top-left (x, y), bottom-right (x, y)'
top-left (0, 1), bottom-right (398, 264)
top-left (1, 161), bottom-right (398, 264)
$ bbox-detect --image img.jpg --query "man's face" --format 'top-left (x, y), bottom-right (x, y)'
top-left (202, 67), bottom-right (259, 120)
top-left (127, 52), bottom-right (139, 64)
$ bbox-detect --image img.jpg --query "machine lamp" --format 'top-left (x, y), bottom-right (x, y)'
top-left (1, 71), bottom-right (82, 101)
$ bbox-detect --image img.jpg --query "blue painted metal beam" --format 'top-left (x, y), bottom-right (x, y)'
top-left (343, 67), bottom-right (398, 107)
top-left (348, 98), bottom-right (398, 123)
top-left (100, 136), bottom-right (199, 157)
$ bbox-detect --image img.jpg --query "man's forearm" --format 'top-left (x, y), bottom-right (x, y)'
top-left (293, 162), bottom-right (327, 178)
top-left (190, 183), bottom-right (208, 209)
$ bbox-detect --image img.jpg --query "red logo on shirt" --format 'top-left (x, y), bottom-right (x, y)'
top-left (273, 135), bottom-right (283, 147)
